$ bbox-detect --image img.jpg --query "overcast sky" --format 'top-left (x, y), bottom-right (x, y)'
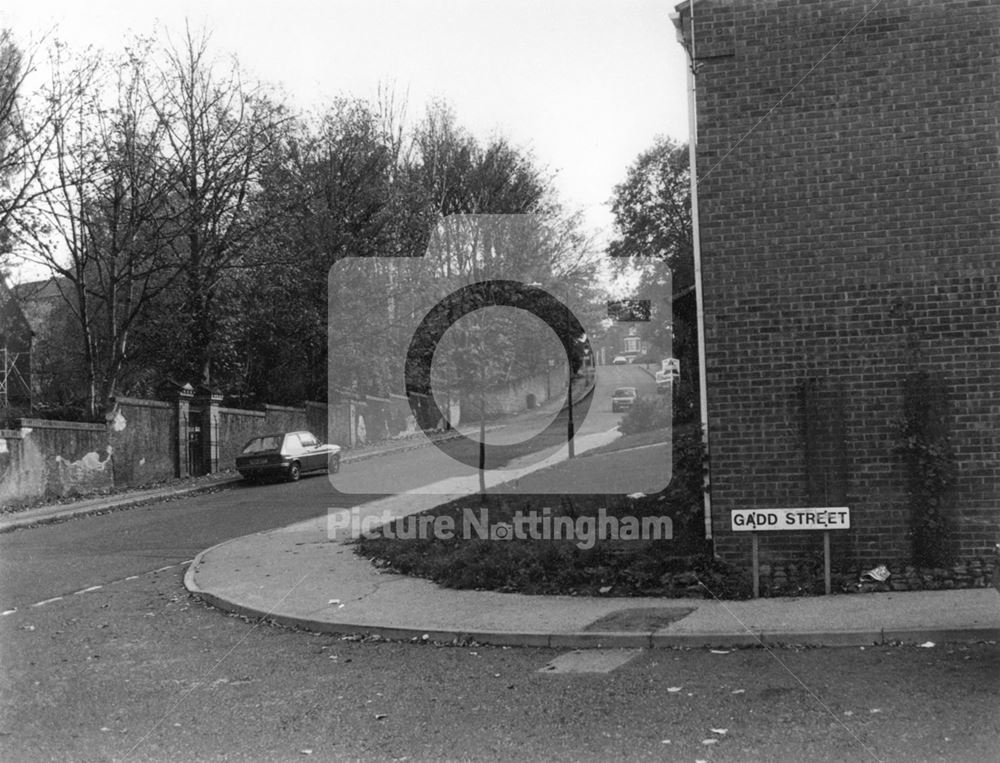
top-left (3, 0), bottom-right (691, 244)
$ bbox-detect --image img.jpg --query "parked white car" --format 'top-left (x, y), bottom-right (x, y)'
top-left (236, 430), bottom-right (341, 483)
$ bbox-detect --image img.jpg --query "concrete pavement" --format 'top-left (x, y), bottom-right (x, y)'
top-left (184, 498), bottom-right (1000, 649)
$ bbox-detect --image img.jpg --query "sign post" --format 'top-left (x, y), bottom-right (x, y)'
top-left (731, 507), bottom-right (851, 598)
top-left (824, 531), bottom-right (831, 594)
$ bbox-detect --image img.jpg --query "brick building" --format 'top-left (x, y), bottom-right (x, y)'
top-left (675, 1), bottom-right (998, 569)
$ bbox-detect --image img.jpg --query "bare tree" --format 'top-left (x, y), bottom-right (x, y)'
top-left (145, 25), bottom-right (288, 387)
top-left (14, 43), bottom-right (183, 416)
top-left (0, 30), bottom-right (86, 255)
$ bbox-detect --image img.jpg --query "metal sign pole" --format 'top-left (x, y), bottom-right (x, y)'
top-left (824, 531), bottom-right (831, 595)
top-left (752, 532), bottom-right (760, 599)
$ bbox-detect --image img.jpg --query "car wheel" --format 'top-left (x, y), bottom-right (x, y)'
top-left (329, 454), bottom-right (341, 474)
top-left (286, 462), bottom-right (301, 482)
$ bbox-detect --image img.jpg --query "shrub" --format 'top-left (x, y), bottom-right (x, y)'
top-left (617, 396), bottom-right (670, 435)
top-left (894, 371), bottom-right (957, 567)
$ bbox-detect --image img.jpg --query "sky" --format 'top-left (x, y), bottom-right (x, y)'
top-left (2, 0), bottom-right (691, 247)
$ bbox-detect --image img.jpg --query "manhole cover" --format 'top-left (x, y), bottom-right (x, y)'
top-left (583, 607), bottom-right (695, 632)
top-left (538, 649), bottom-right (642, 674)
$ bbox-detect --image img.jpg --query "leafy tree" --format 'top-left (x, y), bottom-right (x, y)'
top-left (607, 136), bottom-right (695, 384)
top-left (409, 102), bottom-right (549, 221)
top-left (608, 136), bottom-right (692, 288)
top-left (230, 99), bottom-right (399, 405)
top-left (232, 96), bottom-right (605, 425)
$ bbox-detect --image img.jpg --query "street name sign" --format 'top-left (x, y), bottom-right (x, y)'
top-left (731, 507), bottom-right (850, 532)
top-left (731, 507), bottom-right (852, 598)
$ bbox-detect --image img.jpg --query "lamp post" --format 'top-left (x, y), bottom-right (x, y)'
top-left (563, 298), bottom-right (575, 459)
top-left (530, 281), bottom-right (575, 459)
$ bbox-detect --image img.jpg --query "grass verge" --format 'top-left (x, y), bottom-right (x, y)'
top-left (354, 422), bottom-right (754, 599)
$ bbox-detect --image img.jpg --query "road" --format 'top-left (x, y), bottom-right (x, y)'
top-left (2, 570), bottom-right (996, 762)
top-left (2, 363), bottom-right (996, 761)
top-left (0, 364), bottom-right (650, 612)
top-left (332, 363), bottom-right (656, 494)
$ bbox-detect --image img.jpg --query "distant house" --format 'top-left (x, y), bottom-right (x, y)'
top-left (600, 323), bottom-right (647, 364)
top-left (598, 287), bottom-right (695, 371)
top-left (12, 277), bottom-right (84, 406)
top-left (0, 276), bottom-right (33, 413)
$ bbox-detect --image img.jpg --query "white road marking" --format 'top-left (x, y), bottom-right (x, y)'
top-left (31, 596), bottom-right (64, 607)
top-left (3, 558), bottom-right (196, 615)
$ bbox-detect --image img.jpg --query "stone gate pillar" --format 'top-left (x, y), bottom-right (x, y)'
top-left (175, 384), bottom-right (194, 478)
top-left (197, 390), bottom-right (223, 474)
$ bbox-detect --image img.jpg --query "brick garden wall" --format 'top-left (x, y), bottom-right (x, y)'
top-left (682, 0), bottom-right (999, 567)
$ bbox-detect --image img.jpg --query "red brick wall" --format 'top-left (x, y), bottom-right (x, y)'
top-left (683, 0), bottom-right (999, 566)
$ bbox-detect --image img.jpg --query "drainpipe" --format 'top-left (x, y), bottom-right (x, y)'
top-left (673, 2), bottom-right (713, 543)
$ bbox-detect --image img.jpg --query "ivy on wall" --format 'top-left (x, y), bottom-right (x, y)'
top-left (894, 371), bottom-right (957, 567)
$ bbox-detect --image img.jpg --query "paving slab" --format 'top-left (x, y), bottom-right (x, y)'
top-left (538, 649), bottom-right (643, 674)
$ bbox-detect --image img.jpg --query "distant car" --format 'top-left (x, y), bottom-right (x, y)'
top-left (612, 355), bottom-right (629, 365)
top-left (236, 431), bottom-right (341, 483)
top-left (611, 386), bottom-right (638, 413)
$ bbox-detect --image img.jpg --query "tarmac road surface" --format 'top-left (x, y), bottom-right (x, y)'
top-left (1, 564), bottom-right (997, 762)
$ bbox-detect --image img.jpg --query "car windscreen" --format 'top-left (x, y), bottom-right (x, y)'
top-left (241, 435), bottom-right (283, 454)
top-left (612, 388), bottom-right (636, 396)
